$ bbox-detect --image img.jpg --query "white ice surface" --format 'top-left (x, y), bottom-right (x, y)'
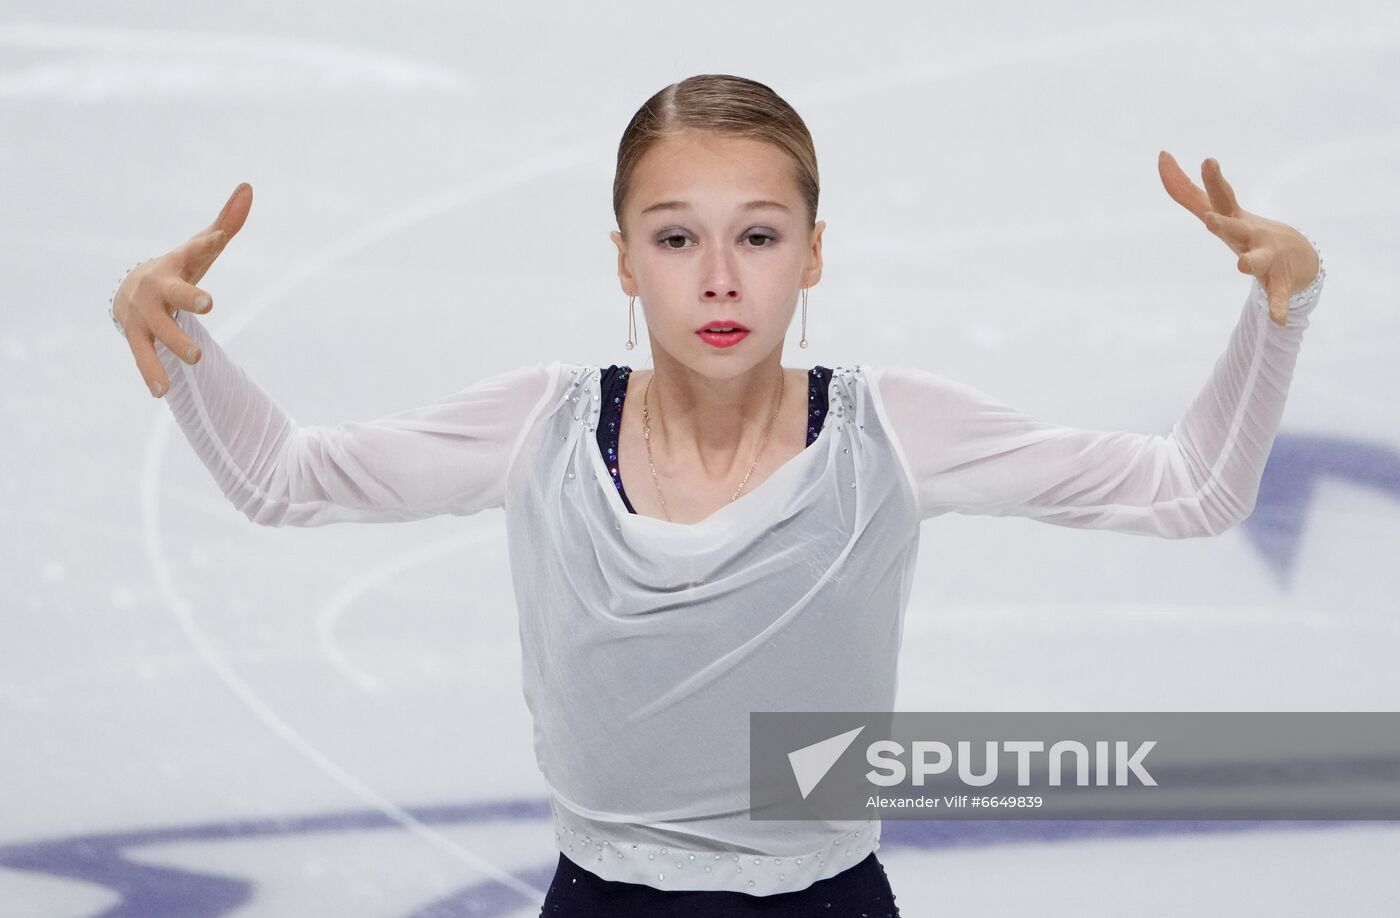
top-left (3, 1), bottom-right (1398, 915)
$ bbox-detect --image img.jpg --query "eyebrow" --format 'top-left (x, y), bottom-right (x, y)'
top-left (639, 199), bottom-right (791, 216)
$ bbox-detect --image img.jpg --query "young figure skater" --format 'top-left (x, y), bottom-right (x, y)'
top-left (110, 74), bottom-right (1324, 917)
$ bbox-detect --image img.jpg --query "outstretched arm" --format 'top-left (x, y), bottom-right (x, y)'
top-left (111, 184), bottom-right (559, 527)
top-left (153, 310), bottom-right (557, 527)
top-left (872, 259), bottom-right (1323, 536)
top-left (870, 153), bottom-right (1326, 537)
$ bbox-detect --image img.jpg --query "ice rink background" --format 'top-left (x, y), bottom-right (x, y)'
top-left (4, 1), bottom-right (1400, 914)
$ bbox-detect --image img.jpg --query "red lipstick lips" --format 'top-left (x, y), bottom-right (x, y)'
top-left (696, 319), bottom-right (750, 348)
top-left (695, 319), bottom-right (749, 333)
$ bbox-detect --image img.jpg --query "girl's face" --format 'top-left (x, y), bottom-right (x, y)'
top-left (610, 130), bottom-right (824, 377)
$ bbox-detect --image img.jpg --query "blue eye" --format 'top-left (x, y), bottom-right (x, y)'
top-left (655, 230), bottom-right (779, 250)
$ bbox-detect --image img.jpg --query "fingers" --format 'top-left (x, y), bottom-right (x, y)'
top-left (1238, 251), bottom-right (1288, 326)
top-left (1204, 211), bottom-right (1254, 253)
top-left (1236, 247), bottom-right (1271, 277)
top-left (185, 182), bottom-right (252, 283)
top-left (126, 330), bottom-right (171, 398)
top-left (204, 182), bottom-right (253, 239)
top-left (126, 267), bottom-right (208, 341)
top-left (1201, 158), bottom-right (1242, 218)
top-left (1163, 150), bottom-right (1285, 324)
top-left (124, 276), bottom-right (202, 397)
top-left (1263, 272), bottom-right (1289, 327)
top-left (1266, 257), bottom-right (1297, 327)
top-left (182, 228), bottom-right (229, 285)
top-left (146, 305), bottom-right (202, 366)
top-left (1159, 151), bottom-right (1250, 230)
top-left (1235, 246), bottom-right (1290, 325)
top-left (1158, 150), bottom-right (1213, 221)
top-left (163, 267), bottom-right (215, 314)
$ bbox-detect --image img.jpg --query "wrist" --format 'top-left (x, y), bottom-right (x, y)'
top-left (1291, 229), bottom-right (1324, 302)
top-left (1288, 228), bottom-right (1323, 296)
top-left (107, 258), bottom-right (155, 337)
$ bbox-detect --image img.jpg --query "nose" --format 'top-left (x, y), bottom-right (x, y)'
top-left (702, 247), bottom-right (740, 300)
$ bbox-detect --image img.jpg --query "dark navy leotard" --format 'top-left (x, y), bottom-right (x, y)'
top-left (596, 365), bottom-right (833, 513)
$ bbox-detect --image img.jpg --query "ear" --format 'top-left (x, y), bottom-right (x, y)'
top-left (802, 219), bottom-right (825, 288)
top-left (610, 229), bottom-right (637, 297)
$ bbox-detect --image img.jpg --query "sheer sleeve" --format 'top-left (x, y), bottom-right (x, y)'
top-left (153, 309), bottom-right (558, 527)
top-left (871, 250), bottom-right (1326, 538)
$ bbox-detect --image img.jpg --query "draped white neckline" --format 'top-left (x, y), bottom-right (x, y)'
top-left (581, 368), bottom-right (840, 534)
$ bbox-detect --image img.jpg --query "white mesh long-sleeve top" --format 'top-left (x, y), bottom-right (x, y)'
top-left (150, 251), bottom-right (1324, 895)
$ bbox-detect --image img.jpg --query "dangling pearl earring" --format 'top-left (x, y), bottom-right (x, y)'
top-left (799, 286), bottom-right (809, 349)
top-left (625, 294), bottom-right (637, 350)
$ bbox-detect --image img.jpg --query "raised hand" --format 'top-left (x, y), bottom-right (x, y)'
top-left (1157, 151), bottom-right (1319, 327)
top-left (113, 183), bottom-right (253, 397)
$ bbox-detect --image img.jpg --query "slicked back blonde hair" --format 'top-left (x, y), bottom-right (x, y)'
top-left (613, 74), bottom-right (820, 238)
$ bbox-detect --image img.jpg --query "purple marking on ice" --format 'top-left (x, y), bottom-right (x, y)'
top-left (1244, 433), bottom-right (1400, 589)
top-left (0, 795), bottom-right (1376, 917)
top-left (880, 817), bottom-right (1364, 849)
top-left (0, 798), bottom-right (549, 918)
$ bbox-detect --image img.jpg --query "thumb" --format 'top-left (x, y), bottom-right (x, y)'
top-left (1268, 285), bottom-right (1288, 327)
top-left (1264, 261), bottom-right (1290, 327)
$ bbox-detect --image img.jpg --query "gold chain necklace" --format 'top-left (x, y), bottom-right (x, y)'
top-left (641, 369), bottom-right (786, 522)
